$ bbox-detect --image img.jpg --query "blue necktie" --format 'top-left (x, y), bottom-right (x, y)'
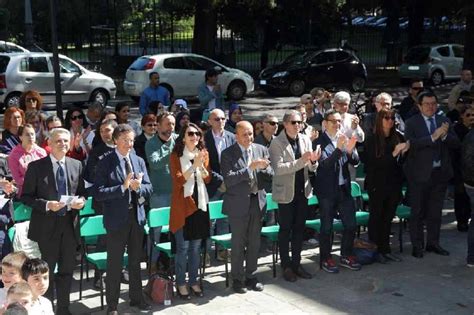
top-left (125, 157), bottom-right (145, 225)
top-left (428, 117), bottom-right (441, 164)
top-left (56, 161), bottom-right (67, 216)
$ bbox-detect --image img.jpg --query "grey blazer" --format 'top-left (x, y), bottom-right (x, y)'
top-left (221, 143), bottom-right (273, 218)
top-left (269, 131), bottom-right (317, 204)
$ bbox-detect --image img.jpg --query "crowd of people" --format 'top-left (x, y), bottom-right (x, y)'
top-left (0, 67), bottom-right (472, 315)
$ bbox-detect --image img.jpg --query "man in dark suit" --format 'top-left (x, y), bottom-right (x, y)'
top-left (221, 121), bottom-right (273, 294)
top-left (313, 109), bottom-right (361, 274)
top-left (404, 91), bottom-right (460, 258)
top-left (94, 124), bottom-right (153, 315)
top-left (22, 128), bottom-right (86, 315)
top-left (204, 108), bottom-right (235, 261)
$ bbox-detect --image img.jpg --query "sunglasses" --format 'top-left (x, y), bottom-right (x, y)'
top-left (187, 131), bottom-right (201, 137)
top-left (214, 117), bottom-right (226, 122)
top-left (265, 121), bottom-right (278, 126)
top-left (146, 123), bottom-right (157, 127)
top-left (383, 116), bottom-right (395, 121)
top-left (290, 120), bottom-right (302, 125)
top-left (71, 115), bottom-right (84, 121)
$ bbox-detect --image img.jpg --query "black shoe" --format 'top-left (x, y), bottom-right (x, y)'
top-left (383, 253), bottom-right (402, 262)
top-left (129, 300), bottom-right (151, 311)
top-left (457, 223), bottom-right (469, 232)
top-left (106, 307), bottom-right (118, 315)
top-left (294, 265), bottom-right (312, 279)
top-left (176, 285), bottom-right (191, 300)
top-left (245, 278), bottom-right (264, 291)
top-left (190, 285), bottom-right (204, 297)
top-left (232, 279), bottom-right (247, 294)
top-left (375, 253), bottom-right (388, 264)
top-left (425, 244), bottom-right (450, 256)
top-left (282, 267), bottom-right (297, 282)
top-left (412, 247), bottom-right (424, 258)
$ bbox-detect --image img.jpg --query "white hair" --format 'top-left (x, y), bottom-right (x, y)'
top-left (333, 91), bottom-right (351, 104)
top-left (375, 92), bottom-right (392, 104)
top-left (209, 108), bottom-right (225, 119)
top-left (49, 127), bottom-right (70, 139)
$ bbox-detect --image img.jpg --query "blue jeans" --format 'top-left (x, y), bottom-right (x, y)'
top-left (174, 229), bottom-right (201, 286)
top-left (466, 186), bottom-right (474, 264)
top-left (149, 193), bottom-right (171, 264)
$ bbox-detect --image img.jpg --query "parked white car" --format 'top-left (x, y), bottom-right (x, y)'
top-left (0, 41), bottom-right (29, 53)
top-left (124, 53), bottom-right (254, 101)
top-left (399, 44), bottom-right (464, 85)
top-left (0, 52), bottom-right (116, 108)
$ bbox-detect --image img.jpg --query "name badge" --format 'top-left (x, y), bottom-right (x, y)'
top-left (138, 196), bottom-right (146, 205)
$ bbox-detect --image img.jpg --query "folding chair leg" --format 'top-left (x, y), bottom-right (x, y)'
top-left (225, 260), bottom-right (229, 287)
top-left (79, 256), bottom-right (83, 300)
top-left (357, 226), bottom-right (361, 238)
top-left (272, 241), bottom-right (276, 278)
top-left (399, 219), bottom-right (404, 253)
top-left (100, 273), bottom-right (104, 310)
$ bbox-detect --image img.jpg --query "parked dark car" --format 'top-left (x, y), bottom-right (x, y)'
top-left (258, 48), bottom-right (367, 96)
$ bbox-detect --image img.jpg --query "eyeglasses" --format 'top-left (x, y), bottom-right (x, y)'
top-left (383, 116), bottom-right (396, 121)
top-left (214, 117), bottom-right (226, 122)
top-left (145, 123), bottom-right (157, 127)
top-left (290, 121), bottom-right (302, 125)
top-left (326, 119), bottom-right (341, 124)
top-left (187, 131), bottom-right (201, 137)
top-left (71, 115), bottom-right (84, 121)
top-left (265, 121), bottom-right (278, 126)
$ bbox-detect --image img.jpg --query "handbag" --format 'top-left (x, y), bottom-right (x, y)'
top-left (144, 273), bottom-right (173, 305)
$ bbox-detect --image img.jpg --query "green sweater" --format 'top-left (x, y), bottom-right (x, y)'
top-left (145, 133), bottom-right (177, 195)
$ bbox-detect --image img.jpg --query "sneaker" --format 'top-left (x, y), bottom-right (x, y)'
top-left (467, 262), bottom-right (474, 268)
top-left (340, 256), bottom-right (362, 271)
top-left (321, 258), bottom-right (339, 273)
top-left (304, 238), bottom-right (319, 246)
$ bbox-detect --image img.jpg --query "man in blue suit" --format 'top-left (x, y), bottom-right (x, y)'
top-left (404, 91), bottom-right (460, 258)
top-left (94, 124), bottom-right (153, 315)
top-left (312, 109), bottom-right (361, 274)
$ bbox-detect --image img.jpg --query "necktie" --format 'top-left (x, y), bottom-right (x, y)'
top-left (124, 157), bottom-right (132, 176)
top-left (125, 157), bottom-right (145, 225)
top-left (428, 117), bottom-right (441, 164)
top-left (56, 161), bottom-right (67, 216)
top-left (245, 149), bottom-right (258, 193)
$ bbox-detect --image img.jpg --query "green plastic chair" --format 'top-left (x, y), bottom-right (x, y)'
top-left (351, 181), bottom-right (370, 235)
top-left (355, 163), bottom-right (366, 179)
top-left (147, 207), bottom-right (172, 258)
top-left (13, 203), bottom-right (32, 222)
top-left (8, 226), bottom-right (15, 243)
top-left (79, 197), bottom-right (95, 216)
top-left (79, 215), bottom-right (128, 309)
top-left (208, 200), bottom-right (232, 287)
top-left (261, 193), bottom-right (280, 277)
top-left (396, 204), bottom-right (411, 253)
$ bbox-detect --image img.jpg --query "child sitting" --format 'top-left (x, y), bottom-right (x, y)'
top-left (0, 252), bottom-right (28, 307)
top-left (21, 259), bottom-right (53, 315)
top-left (5, 283), bottom-right (33, 312)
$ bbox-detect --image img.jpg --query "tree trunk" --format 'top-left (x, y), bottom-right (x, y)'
top-left (464, 13), bottom-right (474, 70)
top-left (407, 0), bottom-right (425, 48)
top-left (192, 0), bottom-right (217, 58)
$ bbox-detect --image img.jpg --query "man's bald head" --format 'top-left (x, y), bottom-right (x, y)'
top-left (235, 120), bottom-right (254, 149)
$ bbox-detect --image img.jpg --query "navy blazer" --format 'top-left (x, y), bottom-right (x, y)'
top-left (221, 143), bottom-right (273, 218)
top-left (403, 113), bottom-right (460, 183)
top-left (204, 129), bottom-right (235, 197)
top-left (312, 132), bottom-right (359, 198)
top-left (93, 151), bottom-right (153, 231)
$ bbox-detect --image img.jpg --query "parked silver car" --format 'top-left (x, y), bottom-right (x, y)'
top-left (399, 44), bottom-right (464, 85)
top-left (0, 52), bottom-right (116, 108)
top-left (124, 53), bottom-right (254, 101)
top-left (0, 41), bottom-right (29, 53)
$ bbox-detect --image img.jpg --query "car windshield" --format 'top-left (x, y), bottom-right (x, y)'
top-left (405, 46), bottom-right (431, 64)
top-left (129, 57), bottom-right (151, 70)
top-left (0, 56), bottom-right (9, 72)
top-left (282, 51), bottom-right (317, 65)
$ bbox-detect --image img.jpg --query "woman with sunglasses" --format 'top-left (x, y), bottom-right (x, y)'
top-left (64, 107), bottom-right (88, 161)
top-left (7, 124), bottom-right (47, 197)
top-left (134, 114), bottom-right (157, 169)
top-left (169, 123), bottom-right (211, 300)
top-left (116, 102), bottom-right (141, 136)
top-left (364, 108), bottom-right (409, 263)
top-left (19, 90), bottom-right (44, 113)
top-left (0, 107), bottom-right (25, 154)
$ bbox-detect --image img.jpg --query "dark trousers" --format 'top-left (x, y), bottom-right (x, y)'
top-left (106, 215), bottom-right (145, 308)
top-left (408, 169), bottom-right (448, 249)
top-left (466, 186), bottom-right (474, 264)
top-left (278, 192), bottom-right (308, 271)
top-left (38, 216), bottom-right (77, 315)
top-left (454, 183), bottom-right (472, 225)
top-left (228, 195), bottom-right (262, 281)
top-left (319, 188), bottom-right (357, 261)
top-left (368, 189), bottom-right (401, 254)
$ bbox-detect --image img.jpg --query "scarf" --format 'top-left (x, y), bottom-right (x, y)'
top-left (180, 146), bottom-right (208, 212)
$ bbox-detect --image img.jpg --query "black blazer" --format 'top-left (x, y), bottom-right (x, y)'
top-left (204, 129), bottom-right (235, 197)
top-left (22, 156), bottom-right (85, 245)
top-left (403, 113), bottom-right (460, 183)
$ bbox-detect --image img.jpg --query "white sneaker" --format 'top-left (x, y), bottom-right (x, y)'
top-left (467, 263), bottom-right (474, 268)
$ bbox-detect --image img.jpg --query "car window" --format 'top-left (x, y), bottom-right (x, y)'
top-left (186, 56), bottom-right (219, 71)
top-left (0, 56), bottom-right (10, 73)
top-left (7, 44), bottom-right (24, 53)
top-left (335, 51), bottom-right (351, 62)
top-left (163, 57), bottom-right (187, 69)
top-left (20, 57), bottom-right (49, 72)
top-left (436, 46), bottom-right (450, 57)
top-left (311, 52), bottom-right (335, 65)
top-left (58, 58), bottom-right (80, 73)
top-left (129, 57), bottom-right (153, 70)
top-left (452, 45), bottom-right (464, 58)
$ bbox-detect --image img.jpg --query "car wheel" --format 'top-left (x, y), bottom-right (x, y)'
top-left (288, 79), bottom-right (306, 96)
top-left (351, 77), bottom-right (366, 92)
top-left (430, 70), bottom-right (443, 85)
top-left (90, 89), bottom-right (109, 107)
top-left (227, 81), bottom-right (246, 100)
top-left (4, 93), bottom-right (21, 108)
top-left (160, 84), bottom-right (174, 99)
